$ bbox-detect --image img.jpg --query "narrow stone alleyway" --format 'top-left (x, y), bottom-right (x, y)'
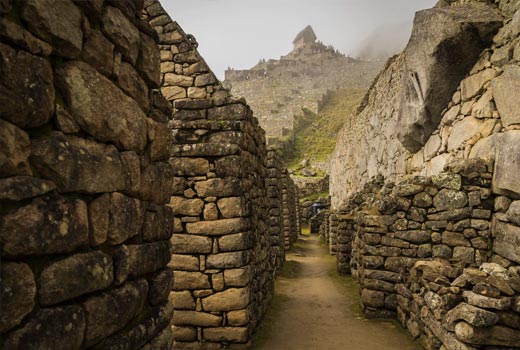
top-left (252, 234), bottom-right (419, 350)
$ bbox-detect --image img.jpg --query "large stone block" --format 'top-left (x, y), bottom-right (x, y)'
top-left (142, 204), bottom-right (175, 242)
top-left (397, 3), bottom-right (502, 152)
top-left (21, 0), bottom-right (82, 58)
top-left (433, 189), bottom-right (468, 211)
top-left (56, 61), bottom-right (148, 153)
top-left (170, 234), bottom-right (212, 254)
top-left (82, 280), bottom-right (148, 347)
top-left (173, 311), bottom-right (222, 327)
top-left (0, 120), bottom-right (31, 177)
top-left (494, 221), bottom-right (520, 264)
top-left (0, 263), bottom-right (36, 333)
top-left (444, 302), bottom-right (498, 331)
top-left (30, 132), bottom-right (127, 193)
top-left (169, 196), bottom-right (204, 216)
top-left (4, 305), bottom-right (85, 350)
top-left (148, 268), bottom-right (174, 305)
top-left (0, 195), bottom-right (88, 257)
top-left (455, 321), bottom-right (520, 347)
top-left (0, 42), bottom-right (54, 128)
top-left (202, 288), bottom-right (250, 312)
top-left (82, 30), bottom-right (115, 76)
top-left (463, 291), bottom-right (511, 310)
top-left (186, 218), bottom-right (249, 236)
top-left (506, 200), bottom-right (520, 226)
top-left (115, 62), bottom-right (150, 112)
top-left (101, 6), bottom-right (140, 64)
top-left (394, 230), bottom-right (431, 244)
top-left (461, 69), bottom-right (497, 101)
top-left (98, 302), bottom-right (173, 350)
top-left (168, 254), bottom-right (199, 271)
top-left (108, 192), bottom-right (143, 245)
top-left (361, 289), bottom-right (385, 308)
top-left (138, 162), bottom-right (175, 204)
top-left (493, 131), bottom-right (520, 198)
top-left (169, 157), bottom-right (210, 176)
top-left (114, 241), bottom-right (171, 284)
top-left (206, 251), bottom-right (249, 269)
top-left (137, 32), bottom-right (161, 87)
top-left (492, 65), bottom-right (520, 127)
top-left (39, 251), bottom-right (113, 306)
top-left (0, 176), bottom-right (55, 201)
top-left (203, 327), bottom-right (248, 343)
top-left (223, 268), bottom-right (252, 287)
top-left (169, 291), bottom-right (196, 310)
top-left (217, 197), bottom-right (246, 218)
top-left (195, 178), bottom-right (242, 197)
top-left (218, 232), bottom-right (251, 252)
top-left (172, 271), bottom-right (211, 290)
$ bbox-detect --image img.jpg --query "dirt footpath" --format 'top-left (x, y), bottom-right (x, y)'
top-left (252, 235), bottom-right (420, 350)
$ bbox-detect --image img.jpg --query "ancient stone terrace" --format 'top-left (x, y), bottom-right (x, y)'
top-left (223, 27), bottom-right (383, 139)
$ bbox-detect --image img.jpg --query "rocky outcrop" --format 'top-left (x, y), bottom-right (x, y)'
top-left (398, 3), bottom-right (502, 152)
top-left (331, 0), bottom-right (520, 209)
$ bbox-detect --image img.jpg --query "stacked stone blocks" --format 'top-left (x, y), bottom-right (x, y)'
top-left (333, 159), bottom-right (520, 349)
top-left (1, 0), bottom-right (175, 349)
top-left (143, 1), bottom-right (301, 348)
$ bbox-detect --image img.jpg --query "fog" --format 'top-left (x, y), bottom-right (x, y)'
top-left (162, 0), bottom-right (437, 78)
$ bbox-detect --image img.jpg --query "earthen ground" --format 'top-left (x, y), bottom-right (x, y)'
top-left (252, 234), bottom-right (420, 350)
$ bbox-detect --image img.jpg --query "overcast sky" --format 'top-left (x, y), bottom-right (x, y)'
top-left (163, 0), bottom-right (437, 79)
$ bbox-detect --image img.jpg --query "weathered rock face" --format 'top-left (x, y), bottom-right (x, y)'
top-left (0, 1), bottom-right (175, 348)
top-left (398, 3), bottom-right (502, 152)
top-left (332, 0), bottom-right (520, 215)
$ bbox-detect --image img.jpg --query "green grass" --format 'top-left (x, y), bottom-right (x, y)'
top-left (279, 88), bottom-right (366, 170)
top-left (301, 191), bottom-right (329, 203)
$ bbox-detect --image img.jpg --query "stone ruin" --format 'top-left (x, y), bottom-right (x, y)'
top-left (223, 26), bottom-right (383, 140)
top-left (325, 0), bottom-right (520, 349)
top-left (0, 0), bottom-right (300, 349)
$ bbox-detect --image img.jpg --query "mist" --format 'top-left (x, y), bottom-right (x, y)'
top-left (162, 0), bottom-right (437, 78)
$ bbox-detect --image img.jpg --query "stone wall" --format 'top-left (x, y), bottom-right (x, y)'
top-left (331, 0), bottom-right (520, 208)
top-left (282, 175), bottom-right (300, 251)
top-left (0, 1), bottom-right (175, 349)
top-left (143, 1), bottom-right (301, 348)
top-left (292, 175), bottom-right (329, 198)
top-left (333, 159), bottom-right (520, 349)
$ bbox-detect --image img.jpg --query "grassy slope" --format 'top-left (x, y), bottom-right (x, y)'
top-left (282, 88), bottom-right (366, 170)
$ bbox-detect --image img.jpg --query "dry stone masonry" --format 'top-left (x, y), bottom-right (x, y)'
top-left (0, 0), bottom-right (300, 349)
top-left (328, 1), bottom-right (520, 349)
top-left (0, 0), bottom-right (175, 349)
top-left (143, 1), bottom-right (300, 348)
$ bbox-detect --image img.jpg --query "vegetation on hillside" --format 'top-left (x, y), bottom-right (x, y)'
top-left (277, 88), bottom-right (366, 172)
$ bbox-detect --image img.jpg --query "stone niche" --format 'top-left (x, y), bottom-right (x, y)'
top-left (398, 3), bottom-right (503, 153)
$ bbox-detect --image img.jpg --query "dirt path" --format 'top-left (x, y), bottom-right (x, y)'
top-left (252, 235), bottom-right (420, 350)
